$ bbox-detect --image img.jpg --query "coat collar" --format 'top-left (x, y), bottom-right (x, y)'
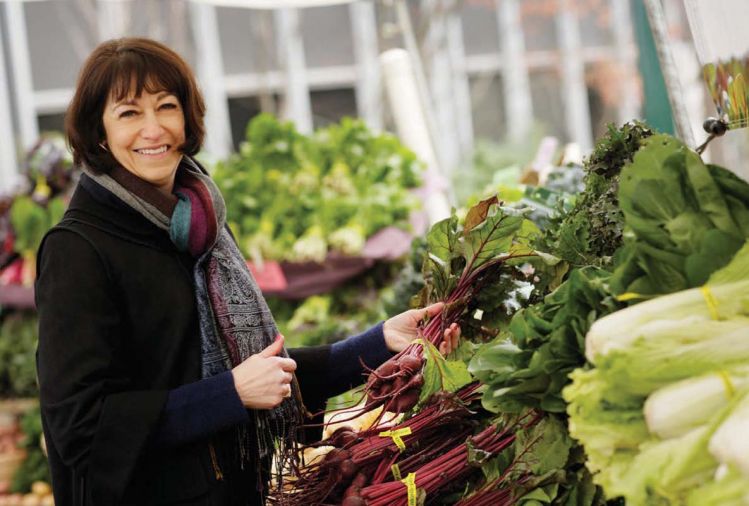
top-left (64, 173), bottom-right (176, 252)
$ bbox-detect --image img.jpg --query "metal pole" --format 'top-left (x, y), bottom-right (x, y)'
top-left (349, 0), bottom-right (382, 130)
top-left (611, 0), bottom-right (642, 124)
top-left (0, 20), bottom-right (20, 193)
top-left (274, 7), bottom-right (313, 133)
top-left (642, 0), bottom-right (695, 145)
top-left (425, 0), bottom-right (460, 174)
top-left (445, 0), bottom-right (474, 158)
top-left (556, 0), bottom-right (594, 152)
top-left (97, 0), bottom-right (130, 40)
top-left (5, 0), bottom-right (38, 150)
top-left (496, 0), bottom-right (533, 142)
top-left (189, 1), bottom-right (233, 158)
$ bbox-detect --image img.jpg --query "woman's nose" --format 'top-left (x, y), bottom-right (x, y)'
top-left (140, 111), bottom-right (165, 139)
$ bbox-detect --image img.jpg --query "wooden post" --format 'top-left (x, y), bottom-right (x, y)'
top-left (274, 7), bottom-right (313, 133)
top-left (5, 0), bottom-right (38, 150)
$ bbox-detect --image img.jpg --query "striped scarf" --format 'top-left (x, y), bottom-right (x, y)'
top-left (82, 157), bottom-right (302, 489)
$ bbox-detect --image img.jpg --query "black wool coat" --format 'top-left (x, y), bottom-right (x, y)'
top-left (36, 177), bottom-right (334, 506)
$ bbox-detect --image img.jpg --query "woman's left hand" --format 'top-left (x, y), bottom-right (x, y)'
top-left (383, 302), bottom-right (461, 355)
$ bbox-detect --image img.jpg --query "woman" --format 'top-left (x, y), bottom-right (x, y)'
top-left (35, 37), bottom-right (458, 506)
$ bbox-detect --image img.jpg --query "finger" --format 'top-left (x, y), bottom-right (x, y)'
top-left (423, 302), bottom-right (445, 318)
top-left (439, 340), bottom-right (448, 355)
top-left (277, 358), bottom-right (297, 372)
top-left (283, 384), bottom-right (292, 398)
top-left (281, 372), bottom-right (294, 384)
top-left (259, 334), bottom-right (285, 358)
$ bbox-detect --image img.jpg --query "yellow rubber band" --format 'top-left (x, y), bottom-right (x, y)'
top-left (718, 370), bottom-right (736, 399)
top-left (401, 472), bottom-right (417, 506)
top-left (616, 292), bottom-right (644, 302)
top-left (391, 463), bottom-right (402, 481)
top-left (379, 427), bottom-right (412, 452)
top-left (700, 286), bottom-right (720, 320)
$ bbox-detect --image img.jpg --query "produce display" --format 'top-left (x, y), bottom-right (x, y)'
top-left (2, 108), bottom-right (749, 505)
top-left (212, 114), bottom-right (422, 263)
top-left (272, 123), bottom-right (749, 506)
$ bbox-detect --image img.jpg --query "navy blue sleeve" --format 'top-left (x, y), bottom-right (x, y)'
top-left (326, 322), bottom-right (393, 395)
top-left (154, 371), bottom-right (249, 447)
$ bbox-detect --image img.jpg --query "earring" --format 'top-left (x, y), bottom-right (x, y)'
top-left (99, 142), bottom-right (109, 152)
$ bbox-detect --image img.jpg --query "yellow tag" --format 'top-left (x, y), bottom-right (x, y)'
top-left (616, 292), bottom-right (644, 302)
top-left (379, 427), bottom-right (412, 452)
top-left (718, 370), bottom-right (736, 398)
top-left (391, 463), bottom-right (402, 481)
top-left (33, 176), bottom-right (52, 199)
top-left (700, 286), bottom-right (720, 320)
top-left (401, 472), bottom-right (417, 506)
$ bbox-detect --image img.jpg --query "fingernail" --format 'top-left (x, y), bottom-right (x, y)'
top-left (275, 333), bottom-right (283, 342)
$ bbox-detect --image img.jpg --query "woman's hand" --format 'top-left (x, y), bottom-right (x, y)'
top-left (383, 302), bottom-right (461, 355)
top-left (232, 335), bottom-right (296, 409)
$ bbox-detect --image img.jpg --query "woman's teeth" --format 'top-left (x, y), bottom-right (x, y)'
top-left (137, 145), bottom-right (168, 155)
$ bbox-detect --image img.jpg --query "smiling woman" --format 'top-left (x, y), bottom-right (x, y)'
top-left (35, 37), bottom-right (460, 506)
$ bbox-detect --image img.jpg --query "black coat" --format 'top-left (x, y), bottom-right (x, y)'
top-left (36, 179), bottom-right (335, 506)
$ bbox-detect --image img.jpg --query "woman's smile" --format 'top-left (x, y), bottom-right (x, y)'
top-left (102, 89), bottom-right (185, 195)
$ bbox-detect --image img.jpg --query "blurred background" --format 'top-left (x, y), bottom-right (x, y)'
top-left (1, 0), bottom-right (747, 195)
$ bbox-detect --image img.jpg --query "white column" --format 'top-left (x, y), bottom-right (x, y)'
top-left (496, 0), bottom-right (533, 142)
top-left (445, 3), bottom-right (474, 158)
top-left (556, 0), bottom-right (593, 152)
top-left (425, 0), bottom-right (460, 175)
top-left (349, 0), bottom-right (382, 130)
top-left (610, 0), bottom-right (641, 124)
top-left (0, 21), bottom-right (19, 193)
top-left (97, 0), bottom-right (130, 40)
top-left (381, 49), bottom-right (450, 225)
top-left (5, 0), bottom-right (38, 150)
top-left (189, 1), bottom-right (233, 159)
top-left (274, 8), bottom-right (313, 133)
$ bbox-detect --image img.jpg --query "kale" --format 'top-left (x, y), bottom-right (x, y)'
top-left (537, 122), bottom-right (654, 268)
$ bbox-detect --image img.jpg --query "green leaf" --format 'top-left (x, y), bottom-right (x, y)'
top-left (426, 215), bottom-right (459, 264)
top-left (515, 416), bottom-right (573, 475)
top-left (417, 339), bottom-right (473, 406)
top-left (464, 206), bottom-right (525, 270)
top-left (683, 149), bottom-right (741, 238)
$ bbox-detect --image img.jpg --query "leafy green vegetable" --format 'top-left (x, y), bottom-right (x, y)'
top-left (612, 134), bottom-right (749, 295)
top-left (537, 122), bottom-right (654, 268)
top-left (212, 114), bottom-right (421, 262)
top-left (469, 267), bottom-right (620, 414)
top-left (416, 339), bottom-right (473, 407)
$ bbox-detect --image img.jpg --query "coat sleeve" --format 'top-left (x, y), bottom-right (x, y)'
top-left (35, 229), bottom-right (168, 505)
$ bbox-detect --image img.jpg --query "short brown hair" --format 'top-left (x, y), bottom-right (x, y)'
top-left (65, 37), bottom-right (205, 173)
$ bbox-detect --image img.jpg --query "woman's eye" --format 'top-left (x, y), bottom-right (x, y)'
top-left (119, 110), bottom-right (137, 118)
top-left (160, 103), bottom-right (178, 110)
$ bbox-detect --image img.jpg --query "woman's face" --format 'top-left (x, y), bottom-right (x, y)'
top-left (101, 89), bottom-right (185, 193)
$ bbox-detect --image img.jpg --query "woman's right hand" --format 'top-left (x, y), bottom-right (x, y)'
top-left (232, 335), bottom-right (297, 409)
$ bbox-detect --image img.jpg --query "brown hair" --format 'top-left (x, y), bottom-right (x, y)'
top-left (65, 37), bottom-right (205, 173)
